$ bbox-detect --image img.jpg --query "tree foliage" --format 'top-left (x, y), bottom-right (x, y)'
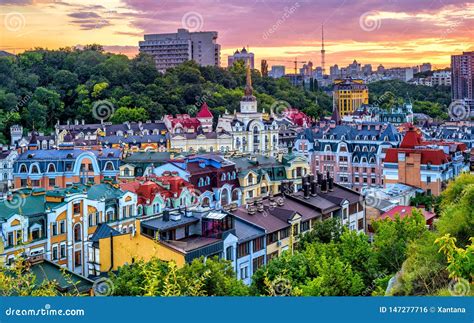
top-left (0, 47), bottom-right (331, 143)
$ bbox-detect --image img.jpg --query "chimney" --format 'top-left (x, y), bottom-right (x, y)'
top-left (303, 182), bottom-right (310, 199)
top-left (311, 180), bottom-right (318, 196)
top-left (81, 119), bottom-right (85, 125)
top-left (75, 119), bottom-right (79, 125)
top-left (321, 179), bottom-right (328, 193)
top-left (317, 172), bottom-right (323, 184)
top-left (163, 210), bottom-right (170, 222)
top-left (248, 204), bottom-right (256, 215)
top-left (328, 177), bottom-right (334, 191)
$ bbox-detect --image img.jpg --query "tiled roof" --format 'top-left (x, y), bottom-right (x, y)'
top-left (196, 102), bottom-right (213, 118)
top-left (380, 206), bottom-right (436, 222)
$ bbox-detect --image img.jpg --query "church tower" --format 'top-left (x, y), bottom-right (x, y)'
top-left (240, 63), bottom-right (258, 114)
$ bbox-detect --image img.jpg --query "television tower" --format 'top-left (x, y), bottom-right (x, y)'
top-left (321, 24), bottom-right (326, 76)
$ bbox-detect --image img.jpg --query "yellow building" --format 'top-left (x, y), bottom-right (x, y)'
top-left (89, 220), bottom-right (185, 275)
top-left (333, 78), bottom-right (369, 116)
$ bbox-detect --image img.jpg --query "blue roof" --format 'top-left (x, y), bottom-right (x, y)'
top-left (17, 148), bottom-right (121, 161)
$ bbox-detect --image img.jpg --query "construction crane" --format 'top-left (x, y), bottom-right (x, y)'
top-left (264, 58), bottom-right (308, 85)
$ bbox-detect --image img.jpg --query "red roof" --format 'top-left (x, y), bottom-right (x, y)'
top-left (380, 206), bottom-right (436, 222)
top-left (385, 126), bottom-right (451, 165)
top-left (283, 108), bottom-right (311, 126)
top-left (196, 102), bottom-right (213, 119)
top-left (384, 147), bottom-right (451, 165)
top-left (400, 126), bottom-right (422, 148)
top-left (120, 175), bottom-right (194, 206)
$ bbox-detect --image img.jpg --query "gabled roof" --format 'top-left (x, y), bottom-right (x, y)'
top-left (196, 103), bottom-right (213, 118)
top-left (90, 223), bottom-right (121, 245)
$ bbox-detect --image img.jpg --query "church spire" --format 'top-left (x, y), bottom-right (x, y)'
top-left (244, 63), bottom-right (253, 96)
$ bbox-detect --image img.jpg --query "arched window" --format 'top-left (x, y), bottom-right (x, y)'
top-left (362, 146), bottom-right (368, 152)
top-left (104, 161), bottom-right (114, 171)
top-left (353, 156), bottom-right (359, 163)
top-left (232, 171), bottom-right (236, 179)
top-left (198, 178), bottom-right (204, 187)
top-left (47, 163), bottom-right (56, 173)
top-left (206, 176), bottom-right (210, 185)
top-left (19, 164), bottom-right (28, 173)
top-left (74, 223), bottom-right (82, 242)
top-left (248, 173), bottom-right (254, 185)
top-left (31, 164), bottom-right (40, 174)
top-left (354, 146), bottom-right (360, 152)
top-left (227, 172), bottom-right (231, 180)
top-left (361, 157), bottom-right (368, 163)
top-left (369, 157), bottom-right (376, 164)
top-left (123, 167), bottom-right (130, 177)
top-left (221, 173), bottom-right (226, 181)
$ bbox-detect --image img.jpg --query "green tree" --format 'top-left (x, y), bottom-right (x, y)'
top-left (110, 107), bottom-right (149, 124)
top-left (372, 209), bottom-right (427, 274)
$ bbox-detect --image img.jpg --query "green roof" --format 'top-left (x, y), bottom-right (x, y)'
top-left (30, 260), bottom-right (93, 294)
top-left (87, 183), bottom-right (124, 200)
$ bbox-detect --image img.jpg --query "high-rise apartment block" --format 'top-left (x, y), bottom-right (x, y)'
top-left (451, 51), bottom-right (474, 108)
top-left (139, 28), bottom-right (220, 72)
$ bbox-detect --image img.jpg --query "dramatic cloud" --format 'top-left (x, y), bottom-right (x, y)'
top-left (1, 0), bottom-right (473, 67)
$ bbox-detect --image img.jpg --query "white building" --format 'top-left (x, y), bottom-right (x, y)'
top-left (228, 47), bottom-right (254, 69)
top-left (217, 65), bottom-right (279, 156)
top-left (0, 149), bottom-right (18, 194)
top-left (139, 28), bottom-right (221, 72)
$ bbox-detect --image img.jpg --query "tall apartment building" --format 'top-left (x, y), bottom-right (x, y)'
top-left (228, 47), bottom-right (254, 69)
top-left (139, 28), bottom-right (220, 72)
top-left (451, 51), bottom-right (474, 109)
top-left (332, 78), bottom-right (369, 116)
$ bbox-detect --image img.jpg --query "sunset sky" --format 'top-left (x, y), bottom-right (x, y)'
top-left (1, 0), bottom-right (473, 70)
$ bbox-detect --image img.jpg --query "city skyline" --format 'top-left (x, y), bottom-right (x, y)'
top-left (1, 0), bottom-right (473, 69)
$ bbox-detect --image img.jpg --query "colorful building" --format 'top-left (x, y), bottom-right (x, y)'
top-left (383, 126), bottom-right (469, 196)
top-left (153, 154), bottom-right (241, 209)
top-left (333, 78), bottom-right (369, 116)
top-left (0, 183), bottom-right (137, 277)
top-left (120, 173), bottom-right (197, 216)
top-left (13, 147), bottom-right (121, 189)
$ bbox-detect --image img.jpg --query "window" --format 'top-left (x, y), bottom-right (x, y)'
top-left (240, 266), bottom-right (249, 279)
top-left (301, 221), bottom-right (310, 232)
top-left (52, 222), bottom-right (58, 236)
top-left (427, 176), bottom-right (431, 183)
top-left (52, 245), bottom-right (58, 261)
top-left (248, 173), bottom-right (254, 185)
top-left (253, 255), bottom-right (265, 273)
top-left (95, 212), bottom-right (100, 225)
top-left (267, 232), bottom-right (278, 244)
top-left (105, 162), bottom-right (115, 171)
top-left (74, 223), bottom-right (82, 242)
top-left (7, 232), bottom-right (14, 247)
top-left (31, 228), bottom-right (40, 240)
top-left (293, 224), bottom-right (299, 236)
top-left (237, 241), bottom-right (250, 258)
top-left (31, 180), bottom-right (40, 187)
top-left (19, 164), bottom-right (28, 173)
top-left (226, 246), bottom-right (233, 261)
top-left (73, 203), bottom-right (80, 214)
top-left (48, 178), bottom-right (55, 187)
top-left (74, 250), bottom-right (82, 267)
top-left (88, 213), bottom-right (95, 227)
top-left (358, 218), bottom-right (364, 231)
top-left (253, 236), bottom-right (264, 252)
top-left (280, 228), bottom-right (290, 239)
top-left (221, 173), bottom-right (226, 181)
top-left (59, 220), bottom-right (66, 234)
top-left (60, 244), bottom-right (66, 259)
top-left (47, 163), bottom-right (56, 173)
